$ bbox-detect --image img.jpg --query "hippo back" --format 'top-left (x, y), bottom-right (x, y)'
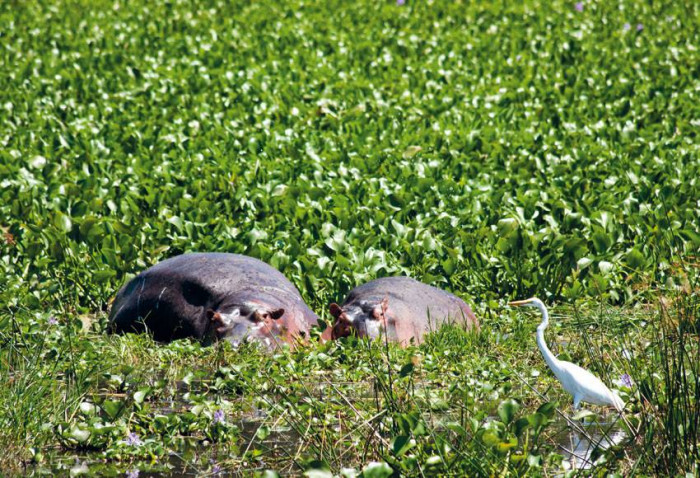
top-left (341, 276), bottom-right (477, 344)
top-left (108, 253), bottom-right (319, 344)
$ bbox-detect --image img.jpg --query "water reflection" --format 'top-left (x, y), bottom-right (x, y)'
top-left (554, 418), bottom-right (626, 470)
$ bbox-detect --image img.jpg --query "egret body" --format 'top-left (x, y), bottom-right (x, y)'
top-left (509, 298), bottom-right (624, 412)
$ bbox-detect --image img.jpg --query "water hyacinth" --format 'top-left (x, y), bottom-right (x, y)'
top-left (621, 373), bottom-right (633, 388)
top-left (124, 432), bottom-right (143, 446)
top-left (0, 0), bottom-right (698, 476)
top-left (213, 409), bottom-right (225, 424)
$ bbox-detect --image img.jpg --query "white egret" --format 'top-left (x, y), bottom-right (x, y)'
top-left (509, 298), bottom-right (624, 412)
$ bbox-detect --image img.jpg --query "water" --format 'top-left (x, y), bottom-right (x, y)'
top-left (553, 417), bottom-right (626, 470)
top-left (28, 377), bottom-right (627, 476)
top-left (28, 418), bottom-right (304, 477)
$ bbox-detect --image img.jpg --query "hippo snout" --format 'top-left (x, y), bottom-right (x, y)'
top-left (328, 276), bottom-right (478, 346)
top-left (329, 302), bottom-right (384, 340)
top-left (207, 305), bottom-right (285, 349)
top-left (331, 315), bottom-right (355, 340)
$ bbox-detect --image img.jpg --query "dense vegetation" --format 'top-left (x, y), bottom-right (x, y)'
top-left (0, 0), bottom-right (698, 476)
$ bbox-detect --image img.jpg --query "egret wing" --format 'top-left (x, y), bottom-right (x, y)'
top-left (558, 361), bottom-right (622, 408)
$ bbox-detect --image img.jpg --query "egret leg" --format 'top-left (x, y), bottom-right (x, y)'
top-left (573, 395), bottom-right (581, 411)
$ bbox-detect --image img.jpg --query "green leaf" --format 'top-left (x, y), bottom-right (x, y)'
top-left (304, 471), bottom-right (333, 478)
top-left (133, 389), bottom-right (149, 404)
top-left (563, 237), bottom-right (587, 260)
top-left (54, 211), bottom-right (72, 233)
top-left (167, 215), bottom-right (184, 231)
top-left (496, 436), bottom-right (518, 453)
top-left (571, 409), bottom-right (596, 420)
top-left (101, 400), bottom-right (123, 420)
top-left (598, 261), bottom-right (614, 274)
top-left (497, 218), bottom-right (518, 235)
top-left (481, 430), bottom-right (501, 446)
top-left (93, 270), bottom-right (116, 283)
top-left (399, 363), bottom-right (414, 377)
top-left (360, 462), bottom-right (393, 478)
top-left (256, 426), bottom-right (270, 440)
top-left (29, 155), bottom-right (47, 169)
top-left (70, 426), bottom-right (91, 443)
top-left (497, 399), bottom-right (520, 424)
top-left (392, 435), bottom-right (414, 456)
top-left (402, 145), bottom-right (422, 159)
top-left (591, 231), bottom-right (613, 253)
top-left (626, 248), bottom-right (646, 270)
top-left (514, 417), bottom-right (530, 437)
top-left (536, 402), bottom-right (558, 418)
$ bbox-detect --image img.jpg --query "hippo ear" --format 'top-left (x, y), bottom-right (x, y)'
top-left (381, 297), bottom-right (389, 314)
top-left (254, 308), bottom-right (285, 322)
top-left (372, 297), bottom-right (389, 320)
top-left (329, 303), bottom-right (343, 319)
top-left (206, 309), bottom-right (220, 322)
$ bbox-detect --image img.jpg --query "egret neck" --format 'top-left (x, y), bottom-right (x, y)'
top-left (533, 300), bottom-right (560, 373)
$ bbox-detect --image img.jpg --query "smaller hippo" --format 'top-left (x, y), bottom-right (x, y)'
top-left (329, 276), bottom-right (478, 345)
top-left (108, 253), bottom-right (320, 349)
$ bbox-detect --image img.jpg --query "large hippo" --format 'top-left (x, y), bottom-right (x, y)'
top-left (108, 253), bottom-right (320, 348)
top-left (329, 276), bottom-right (478, 345)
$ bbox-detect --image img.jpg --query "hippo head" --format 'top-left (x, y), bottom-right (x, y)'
top-left (206, 302), bottom-right (285, 348)
top-left (329, 298), bottom-right (388, 340)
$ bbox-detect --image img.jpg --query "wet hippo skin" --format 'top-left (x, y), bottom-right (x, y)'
top-left (108, 253), bottom-right (321, 348)
top-left (329, 276), bottom-right (478, 345)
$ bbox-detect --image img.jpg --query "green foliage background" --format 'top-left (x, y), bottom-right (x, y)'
top-left (1, 0), bottom-right (698, 316)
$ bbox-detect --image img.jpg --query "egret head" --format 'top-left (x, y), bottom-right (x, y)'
top-left (508, 297), bottom-right (549, 326)
top-left (508, 297), bottom-right (546, 310)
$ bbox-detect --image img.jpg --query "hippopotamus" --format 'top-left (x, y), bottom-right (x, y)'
top-left (108, 253), bottom-right (320, 348)
top-left (329, 276), bottom-right (478, 345)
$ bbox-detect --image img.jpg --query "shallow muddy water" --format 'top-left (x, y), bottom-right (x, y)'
top-left (28, 375), bottom-right (627, 476)
top-left (552, 417), bottom-right (626, 470)
top-left (31, 415), bottom-right (626, 476)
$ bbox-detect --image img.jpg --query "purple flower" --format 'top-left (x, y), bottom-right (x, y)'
top-left (48, 316), bottom-right (58, 325)
top-left (621, 373), bottom-right (633, 388)
top-left (623, 23), bottom-right (631, 31)
top-left (636, 23), bottom-right (643, 31)
top-left (397, 0), bottom-right (405, 5)
top-left (516, 54), bottom-right (522, 61)
top-left (212, 464), bottom-right (222, 474)
top-left (125, 432), bottom-right (142, 446)
top-left (126, 471), bottom-right (139, 478)
top-left (213, 409), bottom-right (225, 424)
top-left (575, 2), bottom-right (584, 12)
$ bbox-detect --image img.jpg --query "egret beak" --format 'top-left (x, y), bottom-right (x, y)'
top-left (508, 299), bottom-right (532, 307)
